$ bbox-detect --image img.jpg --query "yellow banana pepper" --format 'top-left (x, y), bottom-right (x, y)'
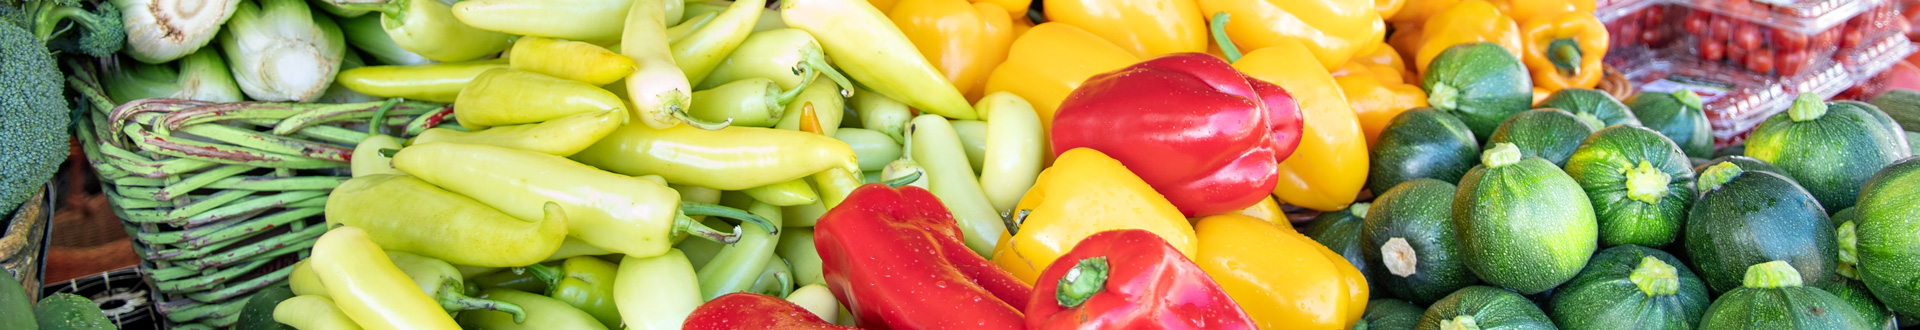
top-left (984, 22), bottom-right (1140, 136)
top-left (1232, 38), bottom-right (1369, 212)
top-left (989, 148), bottom-right (1196, 284)
top-left (1194, 214), bottom-right (1368, 330)
top-left (1520, 12), bottom-right (1609, 91)
top-left (889, 0), bottom-right (1016, 100)
top-left (1489, 0), bottom-right (1594, 24)
top-left (1044, 0), bottom-right (1209, 57)
top-left (1414, 0), bottom-right (1523, 73)
top-left (1386, 0), bottom-right (1457, 25)
top-left (1333, 64), bottom-right (1429, 146)
top-left (1199, 0), bottom-right (1385, 71)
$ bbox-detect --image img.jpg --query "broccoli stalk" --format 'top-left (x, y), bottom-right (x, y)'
top-left (26, 0), bottom-right (124, 57)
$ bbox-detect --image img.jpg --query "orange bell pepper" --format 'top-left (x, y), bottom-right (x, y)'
top-left (1044, 0), bottom-right (1210, 57)
top-left (1193, 214), bottom-right (1368, 330)
top-left (983, 22), bottom-right (1140, 136)
top-left (1489, 0), bottom-right (1594, 24)
top-left (1387, 22), bottom-right (1425, 68)
top-left (1520, 12), bottom-right (1609, 91)
top-left (1221, 30), bottom-right (1369, 212)
top-left (1198, 0), bottom-right (1386, 71)
top-left (1375, 0), bottom-right (1406, 20)
top-left (1349, 41), bottom-right (1413, 83)
top-left (1414, 0), bottom-right (1523, 73)
top-left (1386, 0), bottom-right (1457, 25)
top-left (890, 0), bottom-right (1017, 100)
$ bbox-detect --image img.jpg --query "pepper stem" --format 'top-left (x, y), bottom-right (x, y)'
top-left (1837, 221), bottom-right (1860, 279)
top-left (1742, 261), bottom-right (1804, 289)
top-left (367, 98), bottom-right (401, 136)
top-left (1698, 162), bottom-right (1744, 193)
top-left (1001, 209), bottom-right (1031, 236)
top-left (1624, 161), bottom-right (1673, 204)
top-left (770, 64), bottom-right (819, 116)
top-left (674, 104), bottom-right (733, 130)
top-left (1428, 83), bottom-right (1460, 112)
top-left (879, 170), bottom-right (923, 188)
top-left (1629, 256), bottom-right (1681, 296)
top-left (1482, 143), bottom-right (1522, 168)
top-left (1548, 38), bottom-right (1584, 76)
top-left (681, 201), bottom-right (779, 235)
top-left (519, 264), bottom-right (564, 292)
top-left (799, 46), bottom-right (856, 98)
top-left (1440, 315), bottom-right (1481, 330)
top-left (1673, 89), bottom-right (1704, 110)
top-left (1054, 257), bottom-right (1110, 308)
top-left (678, 213), bottom-right (743, 245)
top-left (1788, 93), bottom-right (1828, 122)
top-left (378, 148), bottom-right (399, 158)
top-left (439, 280), bottom-right (528, 323)
top-left (1209, 12), bottom-right (1243, 63)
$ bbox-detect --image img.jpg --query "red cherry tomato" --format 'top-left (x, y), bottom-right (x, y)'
top-left (1734, 23), bottom-right (1763, 52)
top-left (1747, 49), bottom-right (1775, 74)
top-left (1684, 10), bottom-right (1711, 36)
top-left (1710, 15), bottom-right (1736, 42)
top-left (1778, 49), bottom-right (1809, 76)
top-left (1701, 39), bottom-right (1727, 62)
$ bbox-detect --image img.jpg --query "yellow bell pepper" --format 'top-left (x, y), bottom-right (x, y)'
top-left (1225, 195), bottom-right (1290, 230)
top-left (1489, 0), bottom-right (1594, 24)
top-left (1199, 0), bottom-right (1386, 71)
top-left (1375, 0), bottom-right (1406, 20)
top-left (972, 0), bottom-right (1030, 17)
top-left (990, 148), bottom-right (1197, 284)
top-left (1334, 65), bottom-right (1429, 146)
top-left (984, 22), bottom-right (1140, 136)
top-left (1194, 214), bottom-right (1368, 330)
top-left (1520, 12), bottom-right (1609, 91)
top-left (1349, 41), bottom-right (1413, 84)
top-left (1386, 0), bottom-right (1457, 25)
top-left (868, 0), bottom-right (896, 12)
top-left (890, 0), bottom-right (1017, 101)
top-left (1387, 21), bottom-right (1425, 67)
top-left (1044, 0), bottom-right (1209, 57)
top-left (1232, 38), bottom-right (1370, 212)
top-left (1414, 0), bottom-right (1523, 73)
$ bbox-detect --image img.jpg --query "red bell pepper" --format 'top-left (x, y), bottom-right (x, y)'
top-left (814, 183), bottom-right (1032, 330)
top-left (1049, 53), bottom-right (1303, 217)
top-left (1025, 229), bottom-right (1257, 330)
top-left (682, 292), bottom-right (857, 330)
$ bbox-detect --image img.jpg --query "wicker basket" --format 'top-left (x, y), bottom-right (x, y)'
top-left (64, 62), bottom-right (448, 329)
top-left (1599, 64), bottom-right (1636, 101)
top-left (3, 185), bottom-right (51, 305)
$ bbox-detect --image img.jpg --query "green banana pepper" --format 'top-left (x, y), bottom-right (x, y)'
top-left (698, 28), bottom-right (854, 92)
top-left (749, 257), bottom-right (795, 298)
top-left (470, 267), bottom-right (551, 294)
top-left (522, 257), bottom-right (622, 328)
top-left (385, 251), bottom-right (528, 322)
top-left (774, 228), bottom-right (826, 286)
top-left (697, 202), bottom-right (785, 299)
top-left (325, 174), bottom-right (568, 268)
top-left (332, 0), bottom-right (511, 62)
top-left (272, 295), bottom-right (362, 330)
top-left (775, 78), bottom-right (848, 137)
top-left (742, 179), bottom-right (820, 207)
top-left (852, 86), bottom-right (912, 144)
top-left (677, 216), bottom-right (730, 269)
top-left (835, 128), bottom-right (903, 172)
top-left (336, 59), bottom-right (507, 103)
top-left (457, 289), bottom-right (610, 330)
top-left (671, 0), bottom-right (767, 86)
top-left (615, 250), bottom-right (703, 330)
top-left (688, 75), bottom-right (813, 128)
top-left (338, 14), bottom-right (429, 66)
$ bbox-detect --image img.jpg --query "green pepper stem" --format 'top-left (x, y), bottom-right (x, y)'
top-left (519, 264), bottom-right (564, 291)
top-left (879, 170), bottom-right (923, 188)
top-left (1837, 221), bottom-right (1860, 279)
top-left (1742, 261), bottom-right (1804, 289)
top-left (1624, 161), bottom-right (1673, 204)
top-left (799, 45), bottom-right (856, 98)
top-left (1697, 162), bottom-right (1744, 193)
top-left (1209, 12), bottom-right (1243, 63)
top-left (1548, 38), bottom-right (1584, 76)
top-left (1787, 93), bottom-right (1828, 122)
top-left (674, 105), bottom-right (734, 130)
top-left (678, 213), bottom-right (743, 245)
top-left (1055, 257), bottom-right (1110, 308)
top-left (681, 201), bottom-right (779, 235)
top-left (1441, 316), bottom-right (1481, 330)
top-left (439, 280), bottom-right (528, 323)
top-left (1001, 209), bottom-right (1031, 236)
top-left (773, 272), bottom-right (793, 298)
top-left (1673, 89), bottom-right (1704, 111)
top-left (1482, 143), bottom-right (1522, 168)
top-left (367, 98), bottom-right (401, 136)
top-left (377, 148), bottom-right (399, 158)
top-left (771, 64), bottom-right (818, 108)
top-left (1629, 256), bottom-right (1681, 296)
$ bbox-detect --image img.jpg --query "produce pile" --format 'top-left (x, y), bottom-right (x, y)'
top-left (6, 0), bottom-right (1920, 329)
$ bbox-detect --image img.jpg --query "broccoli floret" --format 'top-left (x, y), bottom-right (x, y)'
top-left (0, 17), bottom-right (69, 217)
top-left (27, 0), bottom-right (123, 57)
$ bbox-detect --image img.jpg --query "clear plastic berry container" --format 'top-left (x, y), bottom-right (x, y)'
top-left (1605, 45), bottom-right (1855, 147)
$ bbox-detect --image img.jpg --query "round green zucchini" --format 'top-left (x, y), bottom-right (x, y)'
top-left (1697, 261), bottom-right (1872, 329)
top-left (1414, 286), bottom-right (1554, 330)
top-left (1745, 94), bottom-right (1910, 212)
top-left (1422, 42), bottom-right (1534, 142)
top-left (1485, 109), bottom-right (1599, 167)
top-left (1537, 88), bottom-right (1642, 127)
top-left (1547, 244), bottom-right (1710, 330)
top-left (1564, 125), bottom-right (1696, 248)
top-left (1628, 89), bottom-right (1714, 158)
top-left (1452, 143), bottom-right (1597, 294)
top-left (1367, 108), bottom-right (1480, 195)
top-left (1358, 299), bottom-right (1425, 330)
top-left (1364, 179), bottom-right (1478, 305)
top-left (1305, 203), bottom-right (1374, 282)
top-left (1686, 162), bottom-right (1840, 294)
top-left (1851, 156), bottom-right (1920, 316)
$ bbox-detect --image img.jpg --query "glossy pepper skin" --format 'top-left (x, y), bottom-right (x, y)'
top-left (990, 148), bottom-right (1198, 284)
top-left (310, 227), bottom-right (461, 330)
top-left (1520, 12), bottom-right (1609, 91)
top-left (324, 174), bottom-right (567, 268)
top-left (1231, 38), bottom-right (1371, 212)
top-left (524, 256), bottom-right (623, 329)
top-left (814, 184), bottom-right (1033, 330)
top-left (682, 293), bottom-right (858, 330)
top-left (1333, 63), bottom-right (1430, 146)
top-left (1025, 229), bottom-right (1257, 330)
top-left (1489, 0), bottom-right (1594, 24)
top-left (984, 23), bottom-right (1141, 137)
top-left (1193, 214), bottom-right (1369, 330)
top-left (1044, 0), bottom-right (1209, 57)
top-left (1414, 0), bottom-right (1523, 73)
top-left (1199, 0), bottom-right (1386, 71)
top-left (889, 0), bottom-right (1016, 100)
top-left (1051, 53), bottom-right (1303, 217)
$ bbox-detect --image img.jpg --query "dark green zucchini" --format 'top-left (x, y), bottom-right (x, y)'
top-left (1686, 162), bottom-right (1840, 294)
top-left (1745, 94), bottom-right (1911, 212)
top-left (1628, 89), bottom-right (1714, 158)
top-left (0, 269), bottom-right (33, 329)
top-left (1564, 125), bottom-right (1696, 248)
top-left (1697, 261), bottom-right (1871, 329)
top-left (1367, 108), bottom-right (1480, 195)
top-left (237, 285), bottom-right (295, 330)
top-left (1851, 157), bottom-right (1920, 316)
top-left (1694, 155), bottom-right (1788, 180)
top-left (1485, 109), bottom-right (1599, 167)
top-left (1452, 143), bottom-right (1598, 294)
top-left (1820, 278), bottom-right (1898, 330)
top-left (1548, 244), bottom-right (1710, 330)
top-left (1868, 89), bottom-right (1920, 130)
top-left (1538, 88), bottom-right (1642, 127)
top-left (1305, 203), bottom-right (1374, 282)
top-left (1422, 42), bottom-right (1535, 141)
top-left (1414, 286), bottom-right (1555, 330)
top-left (1358, 299), bottom-right (1425, 330)
top-left (33, 293), bottom-right (112, 330)
top-left (1364, 179), bottom-right (1478, 305)
top-left (1712, 143), bottom-right (1746, 159)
